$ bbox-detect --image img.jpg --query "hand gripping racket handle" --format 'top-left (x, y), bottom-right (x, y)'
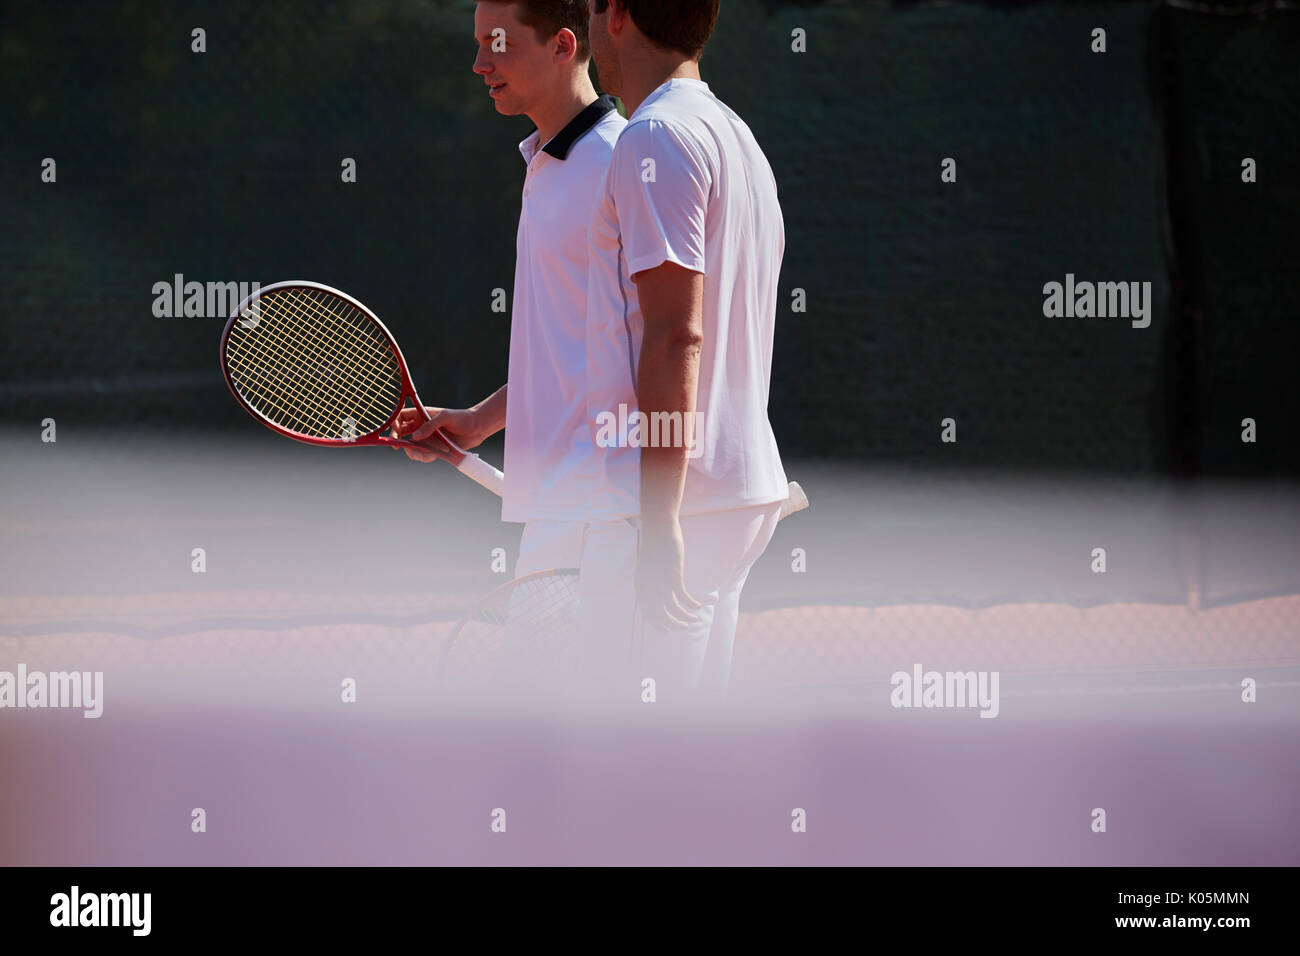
top-left (406, 403), bottom-right (505, 497)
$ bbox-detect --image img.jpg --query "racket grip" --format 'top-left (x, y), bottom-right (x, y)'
top-left (778, 480), bottom-right (809, 521)
top-left (456, 452), bottom-right (505, 497)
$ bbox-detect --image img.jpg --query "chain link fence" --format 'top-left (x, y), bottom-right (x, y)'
top-left (2, 1), bottom-right (1296, 474)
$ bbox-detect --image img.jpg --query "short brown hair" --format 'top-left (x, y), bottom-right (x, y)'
top-left (592, 0), bottom-right (721, 59)
top-left (478, 0), bottom-right (592, 60)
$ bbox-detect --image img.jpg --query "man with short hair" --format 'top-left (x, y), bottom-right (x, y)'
top-left (398, 3), bottom-right (625, 597)
top-left (583, 0), bottom-right (790, 697)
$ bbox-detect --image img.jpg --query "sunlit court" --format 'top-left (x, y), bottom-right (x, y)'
top-left (2, 431), bottom-right (1295, 865)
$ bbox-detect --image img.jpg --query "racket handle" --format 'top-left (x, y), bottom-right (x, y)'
top-left (456, 452), bottom-right (505, 497)
top-left (778, 480), bottom-right (809, 521)
top-left (430, 426), bottom-right (504, 497)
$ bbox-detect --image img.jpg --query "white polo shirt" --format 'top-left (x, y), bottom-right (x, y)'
top-left (585, 78), bottom-right (788, 519)
top-left (502, 95), bottom-right (625, 523)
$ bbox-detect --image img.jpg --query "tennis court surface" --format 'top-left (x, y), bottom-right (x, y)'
top-left (2, 429), bottom-right (1297, 864)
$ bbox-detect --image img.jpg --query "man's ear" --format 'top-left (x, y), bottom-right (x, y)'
top-left (555, 27), bottom-right (578, 61)
top-left (606, 0), bottom-right (627, 34)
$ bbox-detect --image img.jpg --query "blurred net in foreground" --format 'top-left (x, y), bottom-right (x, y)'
top-left (2, 590), bottom-right (1296, 707)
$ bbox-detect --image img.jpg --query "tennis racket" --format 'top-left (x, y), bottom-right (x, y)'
top-left (221, 281), bottom-right (812, 519)
top-left (438, 567), bottom-right (581, 686)
top-left (220, 280), bottom-right (505, 494)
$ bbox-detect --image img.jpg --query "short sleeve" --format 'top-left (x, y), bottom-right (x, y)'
top-left (609, 119), bottom-right (711, 277)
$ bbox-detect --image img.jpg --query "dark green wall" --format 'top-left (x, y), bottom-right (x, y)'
top-left (2, 1), bottom-right (1296, 475)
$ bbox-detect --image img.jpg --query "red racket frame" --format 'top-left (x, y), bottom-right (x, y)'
top-left (219, 280), bottom-right (442, 451)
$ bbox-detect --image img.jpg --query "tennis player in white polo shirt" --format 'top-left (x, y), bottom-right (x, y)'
top-left (397, 3), bottom-right (624, 579)
top-left (582, 0), bottom-right (790, 698)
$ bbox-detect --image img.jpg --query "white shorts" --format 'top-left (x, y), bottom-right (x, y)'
top-left (514, 502), bottom-right (782, 702)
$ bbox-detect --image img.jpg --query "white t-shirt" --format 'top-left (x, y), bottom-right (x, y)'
top-left (502, 97), bottom-right (626, 523)
top-left (586, 78), bottom-right (788, 519)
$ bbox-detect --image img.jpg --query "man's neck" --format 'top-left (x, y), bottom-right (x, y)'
top-left (530, 76), bottom-right (600, 148)
top-left (618, 58), bottom-right (700, 118)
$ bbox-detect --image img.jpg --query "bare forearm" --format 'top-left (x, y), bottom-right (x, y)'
top-left (471, 385), bottom-right (508, 436)
top-left (632, 262), bottom-right (705, 529)
top-left (637, 336), bottom-right (700, 528)
top-left (625, 259), bottom-right (705, 625)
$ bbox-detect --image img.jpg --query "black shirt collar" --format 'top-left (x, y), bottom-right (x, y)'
top-left (541, 94), bottom-right (620, 160)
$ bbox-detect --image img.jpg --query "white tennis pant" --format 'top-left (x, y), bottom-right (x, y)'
top-left (516, 501), bottom-right (782, 701)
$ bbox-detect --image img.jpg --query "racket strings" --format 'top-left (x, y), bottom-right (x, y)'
top-left (230, 290), bottom-right (395, 432)
top-left (226, 290), bottom-right (395, 434)
top-left (226, 329), bottom-right (387, 441)
top-left (226, 316), bottom-right (369, 437)
top-left (440, 571), bottom-right (582, 682)
top-left (291, 289), bottom-right (398, 391)
top-left (484, 571), bottom-right (580, 630)
top-left (226, 292), bottom-right (386, 435)
top-left (269, 291), bottom-right (398, 424)
top-left (225, 288), bottom-right (404, 440)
